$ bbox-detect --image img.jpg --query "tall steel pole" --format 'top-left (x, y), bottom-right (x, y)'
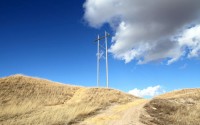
top-left (105, 31), bottom-right (109, 88)
top-left (97, 35), bottom-right (100, 87)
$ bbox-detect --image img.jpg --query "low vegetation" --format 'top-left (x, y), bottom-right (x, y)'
top-left (140, 89), bottom-right (200, 125)
top-left (1, 75), bottom-right (200, 125)
top-left (0, 75), bottom-right (138, 125)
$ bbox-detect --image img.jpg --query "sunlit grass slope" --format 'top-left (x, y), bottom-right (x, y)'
top-left (141, 88), bottom-right (200, 125)
top-left (0, 75), bottom-right (138, 125)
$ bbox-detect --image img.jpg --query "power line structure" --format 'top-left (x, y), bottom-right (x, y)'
top-left (94, 31), bottom-right (110, 88)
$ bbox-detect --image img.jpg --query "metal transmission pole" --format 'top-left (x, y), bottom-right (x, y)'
top-left (97, 35), bottom-right (100, 87)
top-left (94, 31), bottom-right (110, 88)
top-left (105, 31), bottom-right (109, 88)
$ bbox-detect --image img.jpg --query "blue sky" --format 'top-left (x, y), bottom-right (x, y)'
top-left (0, 0), bottom-right (199, 97)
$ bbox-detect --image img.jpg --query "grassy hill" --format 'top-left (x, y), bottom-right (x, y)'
top-left (140, 89), bottom-right (200, 125)
top-left (1, 74), bottom-right (200, 125)
top-left (0, 75), bottom-right (139, 125)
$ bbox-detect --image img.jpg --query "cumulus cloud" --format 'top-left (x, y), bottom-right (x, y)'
top-left (178, 25), bottom-right (200, 58)
top-left (83, 0), bottom-right (200, 64)
top-left (128, 85), bottom-right (164, 97)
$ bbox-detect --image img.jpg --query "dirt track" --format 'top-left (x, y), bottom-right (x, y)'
top-left (79, 99), bottom-right (148, 125)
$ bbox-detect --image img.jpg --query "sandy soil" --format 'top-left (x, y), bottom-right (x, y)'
top-left (78, 99), bottom-right (148, 125)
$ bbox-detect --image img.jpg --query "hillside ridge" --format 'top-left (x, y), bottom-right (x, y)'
top-left (0, 74), bottom-right (140, 125)
top-left (1, 74), bottom-right (200, 125)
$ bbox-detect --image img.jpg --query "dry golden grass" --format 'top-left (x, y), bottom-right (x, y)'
top-left (140, 88), bottom-right (200, 125)
top-left (84, 99), bottom-right (147, 125)
top-left (0, 74), bottom-right (138, 125)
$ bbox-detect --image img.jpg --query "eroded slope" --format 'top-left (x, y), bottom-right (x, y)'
top-left (140, 89), bottom-right (200, 125)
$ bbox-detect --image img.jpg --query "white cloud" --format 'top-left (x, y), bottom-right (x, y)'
top-left (83, 0), bottom-right (200, 64)
top-left (128, 85), bottom-right (165, 97)
top-left (179, 63), bottom-right (188, 69)
top-left (96, 50), bottom-right (104, 59)
top-left (178, 25), bottom-right (200, 58)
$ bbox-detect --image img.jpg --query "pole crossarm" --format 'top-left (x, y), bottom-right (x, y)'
top-left (94, 33), bottom-right (110, 42)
